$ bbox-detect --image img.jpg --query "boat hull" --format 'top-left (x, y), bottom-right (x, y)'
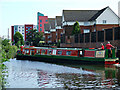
top-left (16, 54), bottom-right (119, 65)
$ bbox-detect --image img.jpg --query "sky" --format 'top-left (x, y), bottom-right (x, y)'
top-left (0, 0), bottom-right (120, 39)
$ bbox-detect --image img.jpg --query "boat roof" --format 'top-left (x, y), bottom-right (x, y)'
top-left (23, 46), bottom-right (82, 50)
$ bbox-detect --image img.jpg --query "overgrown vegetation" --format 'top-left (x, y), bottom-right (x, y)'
top-left (0, 38), bottom-right (18, 89)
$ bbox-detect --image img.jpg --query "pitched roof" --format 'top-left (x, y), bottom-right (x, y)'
top-left (48, 18), bottom-right (55, 29)
top-left (63, 7), bottom-right (108, 22)
top-left (56, 16), bottom-right (62, 26)
top-left (89, 7), bottom-right (108, 21)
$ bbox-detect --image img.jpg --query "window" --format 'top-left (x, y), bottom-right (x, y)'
top-left (57, 50), bottom-right (62, 55)
top-left (47, 50), bottom-right (52, 55)
top-left (30, 49), bottom-right (34, 55)
top-left (66, 51), bottom-right (71, 55)
top-left (41, 50), bottom-right (46, 55)
top-left (103, 20), bottom-right (107, 24)
top-left (84, 22), bottom-right (89, 26)
top-left (40, 28), bottom-right (42, 31)
top-left (25, 49), bottom-right (29, 54)
top-left (40, 24), bottom-right (42, 27)
top-left (40, 20), bottom-right (42, 22)
top-left (15, 27), bottom-right (17, 30)
top-left (94, 29), bottom-right (96, 32)
top-left (83, 29), bottom-right (90, 33)
top-left (52, 50), bottom-right (56, 55)
top-left (37, 49), bottom-right (40, 54)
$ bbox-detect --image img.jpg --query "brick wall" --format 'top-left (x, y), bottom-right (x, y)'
top-left (63, 24), bottom-right (119, 36)
top-left (51, 32), bottom-right (56, 43)
top-left (56, 29), bottom-right (64, 42)
top-left (44, 33), bottom-right (50, 43)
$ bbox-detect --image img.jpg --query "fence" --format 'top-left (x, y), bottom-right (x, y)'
top-left (73, 27), bottom-right (120, 44)
top-left (61, 27), bottom-right (120, 48)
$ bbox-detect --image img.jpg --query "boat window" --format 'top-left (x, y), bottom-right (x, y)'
top-left (25, 49), bottom-right (29, 54)
top-left (47, 50), bottom-right (52, 55)
top-left (52, 50), bottom-right (56, 55)
top-left (66, 51), bottom-right (71, 55)
top-left (37, 49), bottom-right (40, 54)
top-left (57, 51), bottom-right (62, 55)
top-left (31, 49), bottom-right (34, 55)
top-left (80, 51), bottom-right (82, 55)
top-left (41, 50), bottom-right (46, 55)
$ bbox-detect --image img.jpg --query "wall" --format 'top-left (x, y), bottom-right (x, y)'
top-left (51, 32), bottom-right (56, 43)
top-left (38, 16), bottom-right (48, 32)
top-left (25, 24), bottom-right (33, 41)
top-left (56, 29), bottom-right (64, 42)
top-left (11, 26), bottom-right (14, 42)
top-left (44, 33), bottom-right (50, 43)
top-left (96, 8), bottom-right (119, 24)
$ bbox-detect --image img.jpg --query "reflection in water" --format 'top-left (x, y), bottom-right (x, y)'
top-left (4, 58), bottom-right (120, 89)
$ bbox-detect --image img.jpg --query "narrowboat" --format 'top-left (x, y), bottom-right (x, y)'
top-left (16, 46), bottom-right (119, 65)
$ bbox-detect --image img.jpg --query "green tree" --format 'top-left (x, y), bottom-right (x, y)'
top-left (26, 29), bottom-right (37, 45)
top-left (57, 39), bottom-right (61, 48)
top-left (26, 29), bottom-right (43, 46)
top-left (33, 32), bottom-right (43, 46)
top-left (13, 32), bottom-right (24, 47)
top-left (1, 39), bottom-right (10, 46)
top-left (72, 21), bottom-right (81, 35)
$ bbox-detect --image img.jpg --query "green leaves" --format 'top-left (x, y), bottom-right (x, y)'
top-left (72, 21), bottom-right (81, 35)
top-left (13, 32), bottom-right (24, 47)
top-left (0, 38), bottom-right (17, 89)
top-left (26, 29), bottom-right (43, 46)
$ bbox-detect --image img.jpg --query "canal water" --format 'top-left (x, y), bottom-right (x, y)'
top-left (4, 58), bottom-right (120, 89)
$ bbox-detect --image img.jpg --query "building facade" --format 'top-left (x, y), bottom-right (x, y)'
top-left (37, 12), bottom-right (48, 32)
top-left (118, 1), bottom-right (120, 18)
top-left (11, 24), bottom-right (37, 41)
top-left (44, 18), bottom-right (56, 44)
top-left (11, 25), bottom-right (24, 41)
top-left (61, 6), bottom-right (120, 48)
top-left (55, 16), bottom-right (63, 42)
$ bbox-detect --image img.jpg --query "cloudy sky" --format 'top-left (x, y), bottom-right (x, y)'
top-left (0, 0), bottom-right (120, 39)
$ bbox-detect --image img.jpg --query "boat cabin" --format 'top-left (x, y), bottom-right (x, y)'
top-left (20, 46), bottom-right (116, 59)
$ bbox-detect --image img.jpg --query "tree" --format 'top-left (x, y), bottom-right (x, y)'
top-left (1, 39), bottom-right (10, 46)
top-left (33, 32), bottom-right (43, 46)
top-left (13, 32), bottom-right (24, 47)
top-left (26, 29), bottom-right (37, 45)
top-left (26, 29), bottom-right (43, 46)
top-left (72, 21), bottom-right (81, 35)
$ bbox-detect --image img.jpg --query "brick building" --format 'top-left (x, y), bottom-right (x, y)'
top-left (44, 23), bottom-right (51, 43)
top-left (44, 18), bottom-right (56, 44)
top-left (37, 12), bottom-right (48, 32)
top-left (61, 27), bottom-right (120, 49)
top-left (61, 6), bottom-right (120, 48)
top-left (55, 16), bottom-right (64, 42)
top-left (11, 24), bottom-right (37, 41)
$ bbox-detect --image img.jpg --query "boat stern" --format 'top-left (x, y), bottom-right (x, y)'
top-left (105, 58), bottom-right (119, 64)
